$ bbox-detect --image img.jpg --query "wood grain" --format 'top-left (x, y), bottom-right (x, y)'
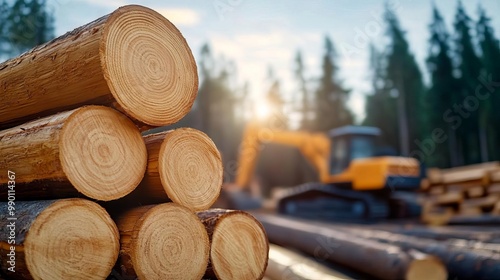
top-left (0, 4), bottom-right (197, 129)
top-left (0, 199), bottom-right (119, 280)
top-left (138, 128), bottom-right (223, 211)
top-left (0, 106), bottom-right (147, 201)
top-left (114, 203), bottom-right (209, 280)
top-left (197, 209), bottom-right (269, 280)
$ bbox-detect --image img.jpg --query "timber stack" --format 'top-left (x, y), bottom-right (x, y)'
top-left (0, 4), bottom-right (268, 280)
top-left (420, 162), bottom-right (500, 225)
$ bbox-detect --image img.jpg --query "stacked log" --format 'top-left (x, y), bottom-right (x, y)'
top-left (421, 162), bottom-right (500, 225)
top-left (0, 5), bottom-right (198, 130)
top-left (0, 106), bottom-right (147, 201)
top-left (115, 203), bottom-right (209, 280)
top-left (197, 209), bottom-right (269, 280)
top-left (0, 5), bottom-right (268, 280)
top-left (0, 199), bottom-right (119, 280)
top-left (254, 213), bottom-right (447, 280)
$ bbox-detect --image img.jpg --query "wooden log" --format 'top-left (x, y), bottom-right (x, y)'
top-left (440, 162), bottom-right (498, 186)
top-left (487, 183), bottom-right (500, 194)
top-left (197, 209), bottom-right (269, 280)
top-left (115, 203), bottom-right (209, 280)
top-left (335, 226), bottom-right (500, 279)
top-left (493, 202), bottom-right (500, 215)
top-left (0, 106), bottom-right (147, 201)
top-left (421, 203), bottom-right (454, 226)
top-left (466, 186), bottom-right (485, 198)
top-left (462, 195), bottom-right (499, 209)
top-left (489, 169), bottom-right (500, 182)
top-left (253, 213), bottom-right (446, 280)
top-left (0, 199), bottom-right (119, 280)
top-left (0, 4), bottom-right (197, 130)
top-left (458, 206), bottom-right (482, 216)
top-left (429, 191), bottom-right (463, 205)
top-left (265, 244), bottom-right (353, 280)
top-left (137, 128), bottom-right (223, 211)
top-left (427, 168), bottom-right (443, 185)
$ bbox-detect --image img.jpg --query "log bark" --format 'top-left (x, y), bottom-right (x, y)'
top-left (197, 209), bottom-right (269, 280)
top-left (115, 203), bottom-right (209, 280)
top-left (253, 213), bottom-right (447, 280)
top-left (0, 4), bottom-right (197, 130)
top-left (137, 128), bottom-right (223, 211)
top-left (0, 199), bottom-right (119, 280)
top-left (0, 106), bottom-right (147, 201)
top-left (334, 226), bottom-right (500, 279)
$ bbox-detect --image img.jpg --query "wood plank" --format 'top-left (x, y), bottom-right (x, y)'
top-left (427, 168), bottom-right (442, 185)
top-left (429, 192), bottom-right (463, 205)
top-left (466, 186), bottom-right (485, 198)
top-left (487, 184), bottom-right (500, 194)
top-left (489, 169), bottom-right (500, 183)
top-left (461, 195), bottom-right (499, 209)
top-left (458, 206), bottom-right (483, 216)
top-left (0, 5), bottom-right (197, 130)
top-left (428, 185), bottom-right (446, 195)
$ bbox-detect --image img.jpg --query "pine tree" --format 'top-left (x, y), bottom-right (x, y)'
top-left (313, 36), bottom-right (353, 132)
top-left (294, 50), bottom-right (311, 130)
top-left (0, 0), bottom-right (11, 57)
top-left (453, 1), bottom-right (483, 164)
top-left (384, 6), bottom-right (425, 156)
top-left (265, 66), bottom-right (287, 129)
top-left (363, 44), bottom-right (400, 152)
top-left (5, 0), bottom-right (54, 56)
top-left (196, 43), bottom-right (246, 181)
top-left (425, 6), bottom-right (458, 167)
top-left (477, 5), bottom-right (500, 161)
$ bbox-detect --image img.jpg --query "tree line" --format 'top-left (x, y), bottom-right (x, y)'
top-left (2, 1), bottom-right (500, 187)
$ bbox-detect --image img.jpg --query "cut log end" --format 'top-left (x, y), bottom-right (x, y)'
top-left (406, 257), bottom-right (448, 280)
top-left (210, 211), bottom-right (269, 280)
top-left (60, 106), bottom-right (147, 201)
top-left (158, 128), bottom-right (223, 211)
top-left (101, 5), bottom-right (198, 126)
top-left (25, 199), bottom-right (119, 280)
top-left (131, 203), bottom-right (209, 280)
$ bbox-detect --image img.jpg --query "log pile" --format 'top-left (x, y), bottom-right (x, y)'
top-left (0, 5), bottom-right (268, 279)
top-left (421, 162), bottom-right (500, 225)
top-left (254, 213), bottom-right (448, 280)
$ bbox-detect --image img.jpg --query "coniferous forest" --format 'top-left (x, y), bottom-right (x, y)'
top-left (2, 0), bottom-right (500, 190)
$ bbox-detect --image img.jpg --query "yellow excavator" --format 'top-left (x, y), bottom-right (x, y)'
top-left (221, 122), bottom-right (422, 219)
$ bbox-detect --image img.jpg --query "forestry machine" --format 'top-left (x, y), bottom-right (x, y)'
top-left (220, 122), bottom-right (422, 219)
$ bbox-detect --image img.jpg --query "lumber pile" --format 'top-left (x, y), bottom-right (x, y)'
top-left (421, 162), bottom-right (500, 225)
top-left (0, 5), bottom-right (268, 279)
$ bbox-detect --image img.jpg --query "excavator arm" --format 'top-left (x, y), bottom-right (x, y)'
top-left (234, 122), bottom-right (331, 189)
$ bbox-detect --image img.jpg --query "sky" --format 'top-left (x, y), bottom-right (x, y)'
top-left (46, 0), bottom-right (500, 122)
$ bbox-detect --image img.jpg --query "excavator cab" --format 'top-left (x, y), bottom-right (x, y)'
top-left (329, 126), bottom-right (380, 175)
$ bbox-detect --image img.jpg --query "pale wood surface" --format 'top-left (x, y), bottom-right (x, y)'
top-left (0, 4), bottom-right (197, 129)
top-left (0, 106), bottom-right (147, 201)
top-left (138, 128), bottom-right (223, 211)
top-left (115, 203), bottom-right (209, 280)
top-left (197, 209), bottom-right (269, 280)
top-left (0, 199), bottom-right (119, 280)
